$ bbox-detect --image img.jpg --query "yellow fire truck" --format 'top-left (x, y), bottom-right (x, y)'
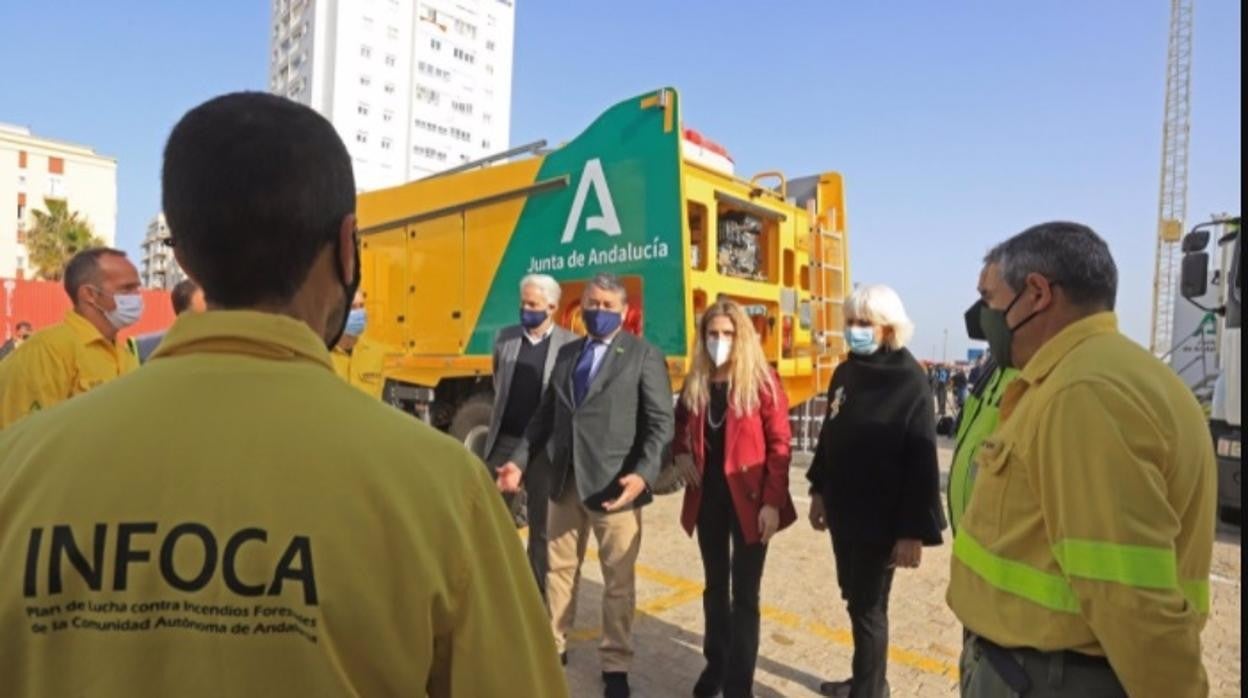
top-left (348, 88), bottom-right (851, 455)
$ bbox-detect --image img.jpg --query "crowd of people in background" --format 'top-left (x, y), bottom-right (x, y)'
top-left (923, 359), bottom-right (980, 424)
top-left (0, 92), bottom-right (1219, 698)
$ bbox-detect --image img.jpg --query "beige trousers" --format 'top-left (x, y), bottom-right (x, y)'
top-left (545, 475), bottom-right (642, 673)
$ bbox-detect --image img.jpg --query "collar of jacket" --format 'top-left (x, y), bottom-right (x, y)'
top-left (847, 345), bottom-right (910, 369)
top-left (149, 310), bottom-right (334, 370)
top-left (1019, 311), bottom-right (1118, 386)
top-left (63, 309), bottom-right (113, 348)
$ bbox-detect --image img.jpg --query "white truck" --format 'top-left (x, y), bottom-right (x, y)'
top-left (1180, 216), bottom-right (1241, 524)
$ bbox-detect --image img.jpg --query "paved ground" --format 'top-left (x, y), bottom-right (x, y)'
top-left (538, 441), bottom-right (1243, 697)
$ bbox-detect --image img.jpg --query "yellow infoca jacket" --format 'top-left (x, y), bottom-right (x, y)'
top-left (0, 310), bottom-right (567, 697)
top-left (948, 313), bottom-right (1216, 698)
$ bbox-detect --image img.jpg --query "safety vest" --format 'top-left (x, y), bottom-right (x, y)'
top-left (947, 364), bottom-right (1018, 532)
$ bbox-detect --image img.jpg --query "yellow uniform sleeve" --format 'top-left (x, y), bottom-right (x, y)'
top-left (427, 452), bottom-right (569, 697)
top-left (0, 340), bottom-right (74, 430)
top-left (1032, 382), bottom-right (1207, 698)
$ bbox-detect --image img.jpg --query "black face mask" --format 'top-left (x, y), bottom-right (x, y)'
top-left (964, 300), bottom-right (988, 340)
top-left (324, 230), bottom-right (361, 350)
top-left (966, 286), bottom-right (1050, 369)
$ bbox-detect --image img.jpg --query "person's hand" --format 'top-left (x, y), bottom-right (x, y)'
top-left (603, 474), bottom-right (648, 512)
top-left (809, 493), bottom-right (828, 531)
top-left (758, 505), bottom-right (781, 543)
top-left (495, 462), bottom-right (523, 493)
top-left (675, 453), bottom-right (700, 489)
top-left (890, 538), bottom-right (922, 569)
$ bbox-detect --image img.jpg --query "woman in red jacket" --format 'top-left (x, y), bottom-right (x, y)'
top-left (673, 300), bottom-right (796, 698)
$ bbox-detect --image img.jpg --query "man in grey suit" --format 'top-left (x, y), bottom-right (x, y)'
top-left (485, 273), bottom-right (578, 598)
top-left (498, 272), bottom-right (675, 698)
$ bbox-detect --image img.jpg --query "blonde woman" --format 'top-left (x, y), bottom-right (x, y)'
top-left (807, 284), bottom-right (944, 698)
top-left (672, 300), bottom-right (796, 698)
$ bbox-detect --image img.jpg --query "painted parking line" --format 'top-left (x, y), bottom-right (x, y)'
top-left (545, 542), bottom-right (959, 681)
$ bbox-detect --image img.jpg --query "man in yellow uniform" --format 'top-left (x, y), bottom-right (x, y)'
top-left (0, 248), bottom-right (142, 429)
top-left (0, 92), bottom-right (566, 697)
top-left (948, 222), bottom-right (1216, 697)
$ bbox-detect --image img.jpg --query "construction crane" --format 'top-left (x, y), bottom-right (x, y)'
top-left (1150, 0), bottom-right (1195, 355)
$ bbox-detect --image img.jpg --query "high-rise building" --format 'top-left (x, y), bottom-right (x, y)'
top-left (269, 0), bottom-right (515, 192)
top-left (139, 212), bottom-right (185, 290)
top-left (0, 122), bottom-right (117, 279)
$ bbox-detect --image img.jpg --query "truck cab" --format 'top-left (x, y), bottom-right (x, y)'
top-left (1180, 217), bottom-right (1241, 524)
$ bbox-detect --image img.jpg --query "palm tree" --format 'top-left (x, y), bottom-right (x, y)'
top-left (25, 198), bottom-right (105, 281)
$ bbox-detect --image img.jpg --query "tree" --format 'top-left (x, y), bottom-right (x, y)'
top-left (24, 198), bottom-right (105, 281)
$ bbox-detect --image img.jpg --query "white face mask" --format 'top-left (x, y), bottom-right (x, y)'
top-left (707, 338), bottom-right (733, 368)
top-left (99, 292), bottom-right (144, 330)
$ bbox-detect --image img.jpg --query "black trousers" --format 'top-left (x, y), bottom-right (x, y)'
top-left (831, 536), bottom-right (895, 698)
top-left (487, 434), bottom-right (550, 599)
top-left (697, 485), bottom-right (768, 698)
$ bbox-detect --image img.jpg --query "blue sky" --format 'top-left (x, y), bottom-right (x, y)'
top-left (1, 1), bottom-right (1240, 360)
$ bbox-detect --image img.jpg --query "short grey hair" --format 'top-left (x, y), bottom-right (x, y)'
top-left (520, 273), bottom-right (561, 306)
top-left (845, 284), bottom-right (915, 350)
top-left (585, 272), bottom-right (627, 303)
top-left (984, 222), bottom-right (1117, 310)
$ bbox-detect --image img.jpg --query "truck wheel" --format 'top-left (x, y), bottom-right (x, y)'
top-left (450, 394), bottom-right (494, 460)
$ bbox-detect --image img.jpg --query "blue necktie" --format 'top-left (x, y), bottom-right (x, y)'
top-left (573, 340), bottom-right (600, 406)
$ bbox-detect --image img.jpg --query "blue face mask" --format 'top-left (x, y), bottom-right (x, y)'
top-left (520, 309), bottom-right (549, 329)
top-left (846, 326), bottom-right (879, 355)
top-left (344, 309), bottom-right (366, 337)
top-left (582, 308), bottom-right (622, 338)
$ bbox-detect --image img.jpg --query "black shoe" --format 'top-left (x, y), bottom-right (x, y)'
top-left (693, 667), bottom-right (722, 697)
top-left (603, 672), bottom-right (630, 698)
top-left (560, 652), bottom-right (567, 666)
top-left (818, 679), bottom-right (889, 698)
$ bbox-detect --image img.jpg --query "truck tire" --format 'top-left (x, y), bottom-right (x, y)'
top-left (450, 394), bottom-right (494, 461)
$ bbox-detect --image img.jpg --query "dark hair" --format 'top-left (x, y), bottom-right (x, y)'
top-left (16, 321), bottom-right (32, 331)
top-left (161, 92), bottom-right (355, 308)
top-left (170, 279), bottom-right (201, 315)
top-left (984, 221), bottom-right (1118, 310)
top-left (586, 272), bottom-right (628, 303)
top-left (63, 248), bottom-right (127, 303)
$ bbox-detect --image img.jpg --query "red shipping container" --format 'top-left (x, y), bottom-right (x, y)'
top-left (0, 278), bottom-right (175, 342)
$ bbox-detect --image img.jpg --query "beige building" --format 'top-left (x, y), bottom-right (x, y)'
top-left (0, 122), bottom-right (117, 279)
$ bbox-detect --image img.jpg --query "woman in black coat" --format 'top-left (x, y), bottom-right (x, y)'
top-left (807, 284), bottom-right (945, 698)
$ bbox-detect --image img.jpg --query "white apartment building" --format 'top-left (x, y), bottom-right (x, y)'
top-left (0, 123), bottom-right (117, 279)
top-left (269, 0), bottom-right (516, 192)
top-left (139, 212), bottom-right (186, 290)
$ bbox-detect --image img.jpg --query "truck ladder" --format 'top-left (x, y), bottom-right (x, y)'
top-left (808, 199), bottom-right (845, 396)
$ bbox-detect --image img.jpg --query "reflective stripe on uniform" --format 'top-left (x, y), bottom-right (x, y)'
top-left (953, 530), bottom-right (1081, 613)
top-left (1053, 539), bottom-right (1209, 612)
top-left (1052, 538), bottom-right (1178, 588)
top-left (948, 367), bottom-right (1018, 532)
top-left (956, 532), bottom-right (1212, 615)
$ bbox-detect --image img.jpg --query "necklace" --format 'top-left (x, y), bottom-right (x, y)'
top-left (707, 402), bottom-right (727, 430)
